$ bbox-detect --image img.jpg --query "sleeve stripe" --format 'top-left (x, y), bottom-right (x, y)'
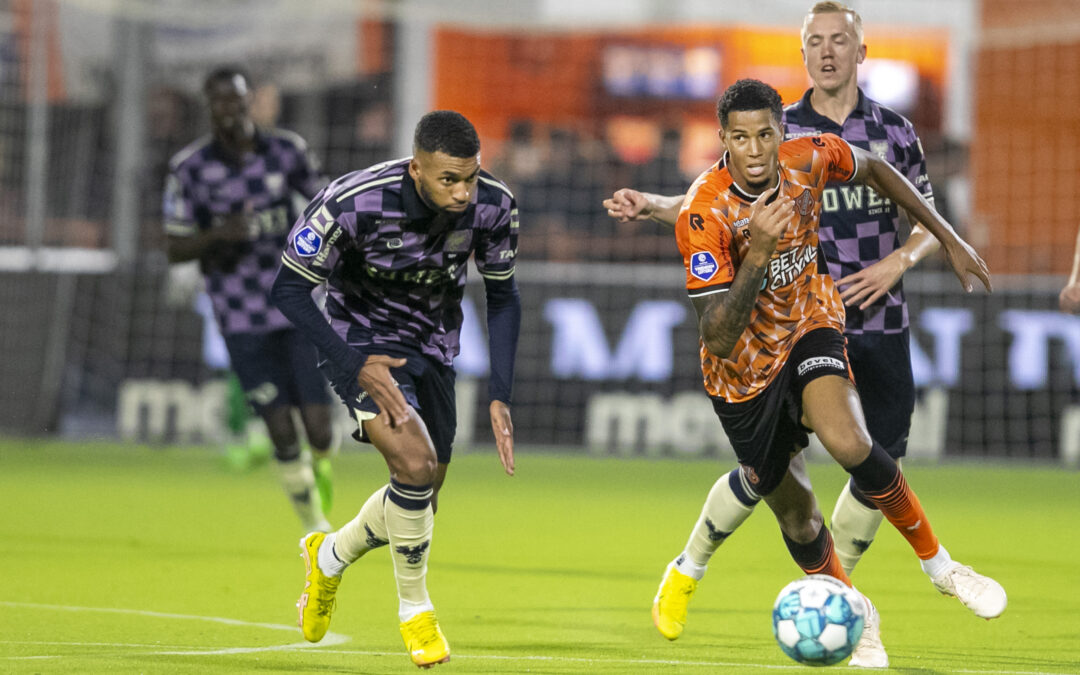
top-left (479, 176), bottom-right (514, 199)
top-left (479, 267), bottom-right (515, 281)
top-left (687, 285), bottom-right (731, 298)
top-left (335, 175), bottom-right (402, 204)
top-left (164, 221), bottom-right (196, 236)
top-left (281, 255), bottom-right (326, 283)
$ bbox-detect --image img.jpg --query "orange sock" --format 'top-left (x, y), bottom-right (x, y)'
top-left (783, 526), bottom-right (853, 587)
top-left (862, 471), bottom-right (940, 560)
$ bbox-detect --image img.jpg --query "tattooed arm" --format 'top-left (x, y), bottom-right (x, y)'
top-left (692, 189), bottom-right (795, 360)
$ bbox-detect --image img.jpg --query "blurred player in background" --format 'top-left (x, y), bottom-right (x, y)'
top-left (272, 110), bottom-right (520, 668)
top-left (605, 3), bottom-right (950, 662)
top-left (1060, 223), bottom-right (1080, 313)
top-left (665, 78), bottom-right (1004, 666)
top-left (163, 66), bottom-right (337, 533)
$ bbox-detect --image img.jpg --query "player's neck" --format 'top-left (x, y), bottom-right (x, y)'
top-left (731, 170), bottom-right (780, 198)
top-left (809, 82), bottom-right (859, 126)
top-left (215, 122), bottom-right (256, 157)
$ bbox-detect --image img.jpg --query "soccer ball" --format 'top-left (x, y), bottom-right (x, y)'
top-left (771, 574), bottom-right (866, 666)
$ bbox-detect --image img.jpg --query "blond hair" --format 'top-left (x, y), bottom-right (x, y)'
top-left (801, 1), bottom-right (864, 44)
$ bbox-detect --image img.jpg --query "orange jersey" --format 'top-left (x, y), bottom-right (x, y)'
top-left (675, 133), bottom-right (858, 403)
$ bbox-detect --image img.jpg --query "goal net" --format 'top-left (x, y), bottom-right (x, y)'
top-left (1, 0), bottom-right (1076, 462)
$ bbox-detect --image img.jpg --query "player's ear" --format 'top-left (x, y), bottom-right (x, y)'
top-left (856, 44), bottom-right (867, 64)
top-left (408, 156), bottom-right (422, 181)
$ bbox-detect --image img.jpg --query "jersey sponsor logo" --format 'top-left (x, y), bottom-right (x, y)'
top-left (362, 261), bottom-right (461, 286)
top-left (312, 228), bottom-right (342, 266)
top-left (294, 226), bottom-right (323, 257)
top-left (794, 188), bottom-right (815, 216)
top-left (386, 237), bottom-right (404, 249)
top-left (690, 251), bottom-right (719, 282)
top-left (796, 355), bottom-right (845, 377)
top-left (821, 185), bottom-right (893, 216)
top-left (445, 230), bottom-right (473, 253)
top-left (768, 243), bottom-right (817, 290)
top-left (689, 213), bottom-right (705, 231)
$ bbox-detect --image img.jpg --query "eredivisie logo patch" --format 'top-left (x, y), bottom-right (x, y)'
top-left (690, 251), bottom-right (719, 281)
top-left (294, 226), bottom-right (323, 257)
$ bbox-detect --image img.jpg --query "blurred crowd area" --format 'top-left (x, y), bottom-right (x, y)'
top-left (0, 2), bottom-right (973, 269)
top-left (134, 80), bottom-right (968, 266)
top-left (0, 67), bottom-right (970, 268)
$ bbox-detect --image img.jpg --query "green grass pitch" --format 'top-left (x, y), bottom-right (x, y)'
top-left (2, 440), bottom-right (1078, 673)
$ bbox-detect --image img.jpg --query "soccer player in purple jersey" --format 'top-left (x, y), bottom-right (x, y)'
top-left (164, 67), bottom-right (336, 533)
top-left (603, 3), bottom-right (996, 666)
top-left (271, 111), bottom-right (520, 668)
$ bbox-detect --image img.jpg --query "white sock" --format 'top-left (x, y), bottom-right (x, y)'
top-left (681, 472), bottom-right (756, 571)
top-left (384, 485), bottom-right (435, 624)
top-left (277, 456), bottom-right (329, 532)
top-left (334, 485), bottom-right (390, 563)
top-left (317, 532), bottom-right (347, 577)
top-left (830, 481), bottom-right (885, 576)
top-left (920, 543), bottom-right (954, 579)
top-left (399, 598), bottom-right (436, 623)
top-left (673, 555), bottom-right (709, 581)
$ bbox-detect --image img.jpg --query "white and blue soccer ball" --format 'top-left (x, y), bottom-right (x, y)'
top-left (771, 574), bottom-right (866, 666)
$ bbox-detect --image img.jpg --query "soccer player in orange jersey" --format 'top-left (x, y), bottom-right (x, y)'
top-left (656, 79), bottom-right (1005, 665)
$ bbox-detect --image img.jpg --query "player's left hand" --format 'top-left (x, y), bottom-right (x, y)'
top-left (836, 251), bottom-right (907, 310)
top-left (489, 400), bottom-right (515, 476)
top-left (1060, 283), bottom-right (1080, 314)
top-left (943, 238), bottom-right (993, 293)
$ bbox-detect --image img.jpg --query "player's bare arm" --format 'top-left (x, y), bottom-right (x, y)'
top-left (851, 146), bottom-right (991, 293)
top-left (489, 400), bottom-right (515, 476)
top-left (837, 220), bottom-right (940, 310)
top-left (693, 190), bottom-right (795, 359)
top-left (603, 188), bottom-right (685, 227)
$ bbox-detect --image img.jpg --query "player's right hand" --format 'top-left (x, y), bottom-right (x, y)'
top-left (356, 355), bottom-right (410, 427)
top-left (603, 188), bottom-right (651, 222)
top-left (942, 238), bottom-right (993, 294)
top-left (747, 187), bottom-right (795, 256)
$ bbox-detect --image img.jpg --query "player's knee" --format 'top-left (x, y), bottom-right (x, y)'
top-left (396, 448), bottom-right (438, 485)
top-left (776, 508), bottom-right (824, 544)
top-left (821, 430), bottom-right (873, 468)
top-left (306, 427), bottom-right (334, 453)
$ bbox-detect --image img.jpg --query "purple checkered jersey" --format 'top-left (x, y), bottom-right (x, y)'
top-left (164, 128), bottom-right (325, 335)
top-left (280, 157), bottom-right (518, 366)
top-left (783, 88), bottom-right (934, 334)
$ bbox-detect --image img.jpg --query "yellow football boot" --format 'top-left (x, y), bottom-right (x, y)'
top-left (296, 532), bottom-right (340, 642)
top-left (652, 562), bottom-right (698, 640)
top-left (400, 610), bottom-right (450, 668)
